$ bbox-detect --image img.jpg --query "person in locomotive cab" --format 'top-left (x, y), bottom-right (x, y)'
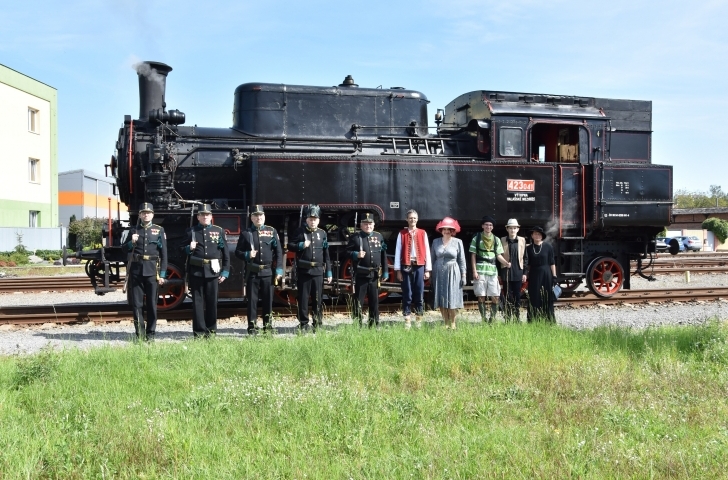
top-left (288, 205), bottom-right (332, 333)
top-left (394, 209), bottom-right (431, 329)
top-left (125, 202), bottom-right (168, 341)
top-left (186, 204), bottom-right (230, 337)
top-left (500, 218), bottom-right (527, 322)
top-left (470, 215), bottom-right (509, 323)
top-left (235, 205), bottom-right (283, 335)
top-left (347, 213), bottom-right (389, 328)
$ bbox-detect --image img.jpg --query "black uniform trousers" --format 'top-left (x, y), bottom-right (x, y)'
top-left (353, 275), bottom-right (380, 327)
top-left (297, 272), bottom-right (323, 328)
top-left (247, 275), bottom-right (273, 330)
top-left (190, 275), bottom-right (219, 336)
top-left (501, 280), bottom-right (523, 321)
top-left (130, 273), bottom-right (158, 337)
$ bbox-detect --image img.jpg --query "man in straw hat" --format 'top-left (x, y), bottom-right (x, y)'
top-left (500, 218), bottom-right (527, 322)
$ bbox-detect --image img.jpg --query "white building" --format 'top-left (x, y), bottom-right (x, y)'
top-left (0, 64), bottom-right (58, 228)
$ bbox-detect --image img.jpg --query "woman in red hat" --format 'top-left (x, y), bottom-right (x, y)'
top-left (431, 217), bottom-right (467, 329)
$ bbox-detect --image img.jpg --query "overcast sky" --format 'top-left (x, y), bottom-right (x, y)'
top-left (2, 0), bottom-right (726, 193)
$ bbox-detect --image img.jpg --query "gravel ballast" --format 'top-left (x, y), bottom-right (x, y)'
top-left (1, 272), bottom-right (727, 356)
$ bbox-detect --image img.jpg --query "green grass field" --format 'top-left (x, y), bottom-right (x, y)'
top-left (1, 321), bottom-right (727, 479)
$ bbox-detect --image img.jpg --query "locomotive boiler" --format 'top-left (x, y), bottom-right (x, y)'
top-left (78, 61), bottom-right (673, 309)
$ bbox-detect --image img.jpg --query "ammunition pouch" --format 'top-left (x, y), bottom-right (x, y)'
top-left (357, 265), bottom-right (380, 275)
top-left (247, 262), bottom-right (271, 272)
top-left (189, 256), bottom-right (211, 267)
top-left (297, 260), bottom-right (318, 269)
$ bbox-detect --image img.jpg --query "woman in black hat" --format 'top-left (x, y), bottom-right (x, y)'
top-left (524, 226), bottom-right (557, 322)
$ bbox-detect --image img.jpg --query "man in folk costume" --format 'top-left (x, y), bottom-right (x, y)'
top-left (469, 215), bottom-right (509, 323)
top-left (346, 213), bottom-right (389, 328)
top-left (394, 209), bottom-right (432, 329)
top-left (186, 203), bottom-right (230, 337)
top-left (126, 202), bottom-right (168, 341)
top-left (235, 205), bottom-right (283, 335)
top-left (288, 204), bottom-right (332, 332)
top-left (500, 218), bottom-right (527, 322)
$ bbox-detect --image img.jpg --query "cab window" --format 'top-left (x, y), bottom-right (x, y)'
top-left (499, 127), bottom-right (522, 157)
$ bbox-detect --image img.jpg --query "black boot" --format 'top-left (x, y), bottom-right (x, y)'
top-left (490, 303), bottom-right (498, 323)
top-left (247, 322), bottom-right (258, 336)
top-left (134, 309), bottom-right (146, 340)
top-left (477, 302), bottom-right (487, 322)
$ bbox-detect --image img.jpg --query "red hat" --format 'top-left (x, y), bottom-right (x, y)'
top-left (436, 217), bottom-right (461, 233)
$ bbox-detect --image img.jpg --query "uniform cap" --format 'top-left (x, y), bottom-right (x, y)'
top-left (198, 203), bottom-right (212, 214)
top-left (139, 202), bottom-right (154, 213)
top-left (361, 213), bottom-right (375, 224)
top-left (481, 215), bottom-right (496, 225)
top-left (251, 205), bottom-right (265, 215)
top-left (436, 217), bottom-right (461, 233)
top-left (307, 204), bottom-right (321, 218)
top-left (505, 218), bottom-right (520, 227)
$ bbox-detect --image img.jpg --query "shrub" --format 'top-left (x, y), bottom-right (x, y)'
top-left (68, 217), bottom-right (106, 249)
top-left (702, 217), bottom-right (728, 244)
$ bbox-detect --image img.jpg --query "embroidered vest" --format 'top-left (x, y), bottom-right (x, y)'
top-left (399, 228), bottom-right (427, 265)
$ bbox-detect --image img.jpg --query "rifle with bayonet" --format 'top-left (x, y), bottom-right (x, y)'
top-left (122, 216), bottom-right (140, 294)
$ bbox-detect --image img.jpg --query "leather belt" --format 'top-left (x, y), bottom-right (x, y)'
top-left (133, 254), bottom-right (158, 261)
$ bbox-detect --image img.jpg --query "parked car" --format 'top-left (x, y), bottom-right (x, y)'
top-left (678, 235), bottom-right (702, 252)
top-left (655, 237), bottom-right (669, 252)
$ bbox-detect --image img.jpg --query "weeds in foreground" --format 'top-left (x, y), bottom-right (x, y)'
top-left (0, 321), bottom-right (727, 478)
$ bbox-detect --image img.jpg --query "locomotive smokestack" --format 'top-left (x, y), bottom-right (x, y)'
top-left (134, 61), bottom-right (173, 122)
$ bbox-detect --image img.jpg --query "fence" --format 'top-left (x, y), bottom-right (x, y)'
top-left (0, 227), bottom-right (68, 252)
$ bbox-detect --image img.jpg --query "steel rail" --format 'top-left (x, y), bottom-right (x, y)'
top-left (2, 287), bottom-right (727, 326)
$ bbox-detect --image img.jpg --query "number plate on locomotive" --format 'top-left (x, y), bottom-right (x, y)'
top-left (507, 179), bottom-right (535, 192)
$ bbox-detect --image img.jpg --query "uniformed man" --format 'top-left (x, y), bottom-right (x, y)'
top-left (346, 213), bottom-right (388, 328)
top-left (125, 202), bottom-right (167, 340)
top-left (235, 205), bottom-right (283, 335)
top-left (288, 204), bottom-right (332, 332)
top-left (186, 203), bottom-right (230, 337)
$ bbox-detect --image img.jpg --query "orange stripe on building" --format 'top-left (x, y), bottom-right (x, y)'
top-left (59, 191), bottom-right (128, 211)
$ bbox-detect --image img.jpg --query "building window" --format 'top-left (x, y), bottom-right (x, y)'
top-left (29, 158), bottom-right (40, 183)
top-left (28, 108), bottom-right (39, 133)
top-left (29, 211), bottom-right (40, 228)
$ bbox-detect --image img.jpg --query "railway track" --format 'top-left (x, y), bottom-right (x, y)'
top-left (2, 287), bottom-right (727, 326)
top-left (0, 275), bottom-right (124, 293)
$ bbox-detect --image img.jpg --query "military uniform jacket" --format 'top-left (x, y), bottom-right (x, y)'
top-left (186, 224), bottom-right (230, 278)
top-left (288, 226), bottom-right (331, 277)
top-left (347, 231), bottom-right (387, 279)
top-left (234, 225), bottom-right (283, 278)
top-left (126, 223), bottom-right (168, 278)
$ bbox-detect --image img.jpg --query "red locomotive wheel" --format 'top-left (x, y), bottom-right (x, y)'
top-left (157, 264), bottom-right (186, 311)
top-left (340, 258), bottom-right (391, 302)
top-left (586, 257), bottom-right (624, 298)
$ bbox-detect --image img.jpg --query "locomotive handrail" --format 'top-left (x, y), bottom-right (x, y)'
top-left (599, 200), bottom-right (674, 205)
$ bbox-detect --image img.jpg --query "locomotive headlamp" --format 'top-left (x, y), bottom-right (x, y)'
top-left (148, 108), bottom-right (186, 125)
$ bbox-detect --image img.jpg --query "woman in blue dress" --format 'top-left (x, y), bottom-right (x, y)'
top-left (431, 217), bottom-right (467, 329)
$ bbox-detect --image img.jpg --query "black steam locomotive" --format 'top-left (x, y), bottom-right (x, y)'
top-left (78, 61), bottom-right (673, 309)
